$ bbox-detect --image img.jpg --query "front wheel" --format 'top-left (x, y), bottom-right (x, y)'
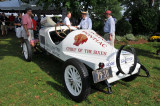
top-left (23, 39), bottom-right (32, 62)
top-left (63, 59), bottom-right (91, 102)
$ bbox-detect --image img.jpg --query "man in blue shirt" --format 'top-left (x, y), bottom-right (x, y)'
top-left (104, 10), bottom-right (115, 47)
top-left (76, 12), bottom-right (92, 30)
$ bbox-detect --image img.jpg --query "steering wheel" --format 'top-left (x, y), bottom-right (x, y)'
top-left (55, 23), bottom-right (71, 39)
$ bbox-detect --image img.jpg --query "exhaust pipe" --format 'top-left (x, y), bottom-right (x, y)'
top-left (140, 64), bottom-right (150, 77)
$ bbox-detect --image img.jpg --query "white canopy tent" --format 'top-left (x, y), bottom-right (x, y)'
top-left (0, 0), bottom-right (62, 16)
top-left (0, 0), bottom-right (20, 8)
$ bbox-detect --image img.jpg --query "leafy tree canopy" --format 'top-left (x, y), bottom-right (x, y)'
top-left (37, 0), bottom-right (122, 20)
top-left (119, 0), bottom-right (160, 34)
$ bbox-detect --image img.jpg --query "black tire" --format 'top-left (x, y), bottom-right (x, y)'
top-left (122, 58), bottom-right (140, 82)
top-left (23, 39), bottom-right (32, 62)
top-left (116, 45), bottom-right (138, 75)
top-left (63, 59), bottom-right (91, 102)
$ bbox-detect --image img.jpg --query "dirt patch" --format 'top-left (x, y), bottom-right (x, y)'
top-left (116, 39), bottom-right (148, 45)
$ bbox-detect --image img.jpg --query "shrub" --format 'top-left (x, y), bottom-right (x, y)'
top-left (136, 35), bottom-right (149, 40)
top-left (116, 18), bottom-right (132, 36)
top-left (116, 36), bottom-right (122, 41)
top-left (116, 36), bottom-right (124, 41)
top-left (125, 34), bottom-right (136, 41)
top-left (115, 36), bottom-right (128, 44)
top-left (115, 35), bottom-right (128, 45)
top-left (121, 38), bottom-right (128, 45)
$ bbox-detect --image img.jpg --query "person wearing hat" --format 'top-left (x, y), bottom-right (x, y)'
top-left (76, 12), bottom-right (92, 29)
top-left (104, 10), bottom-right (115, 47)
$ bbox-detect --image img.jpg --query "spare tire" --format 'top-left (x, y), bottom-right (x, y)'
top-left (116, 45), bottom-right (138, 75)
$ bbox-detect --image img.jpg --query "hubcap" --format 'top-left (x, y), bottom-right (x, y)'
top-left (64, 65), bottom-right (82, 96)
top-left (23, 43), bottom-right (28, 59)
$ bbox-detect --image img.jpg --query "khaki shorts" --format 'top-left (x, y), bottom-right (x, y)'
top-left (22, 29), bottom-right (34, 42)
top-left (104, 33), bottom-right (115, 47)
top-left (1, 25), bottom-right (8, 31)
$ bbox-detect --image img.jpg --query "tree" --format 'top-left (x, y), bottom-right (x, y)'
top-left (21, 0), bottom-right (29, 3)
top-left (119, 0), bottom-right (160, 34)
top-left (116, 18), bottom-right (132, 36)
top-left (37, 0), bottom-right (122, 32)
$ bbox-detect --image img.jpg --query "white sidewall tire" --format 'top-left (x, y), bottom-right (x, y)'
top-left (64, 65), bottom-right (82, 96)
top-left (63, 59), bottom-right (91, 102)
top-left (23, 39), bottom-right (32, 62)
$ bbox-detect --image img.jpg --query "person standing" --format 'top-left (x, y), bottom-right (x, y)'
top-left (63, 12), bottom-right (72, 26)
top-left (31, 15), bottom-right (37, 39)
top-left (104, 10), bottom-right (115, 47)
top-left (9, 14), bottom-right (15, 30)
top-left (76, 12), bottom-right (92, 30)
top-left (33, 14), bottom-right (38, 22)
top-left (14, 13), bottom-right (23, 46)
top-left (0, 13), bottom-right (9, 36)
top-left (22, 8), bottom-right (34, 46)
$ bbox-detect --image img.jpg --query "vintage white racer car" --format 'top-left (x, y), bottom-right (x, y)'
top-left (22, 17), bottom-right (150, 102)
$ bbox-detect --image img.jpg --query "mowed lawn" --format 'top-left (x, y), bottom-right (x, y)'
top-left (0, 32), bottom-right (160, 106)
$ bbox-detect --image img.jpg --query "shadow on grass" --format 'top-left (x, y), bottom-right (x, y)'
top-left (0, 33), bottom-right (133, 103)
top-left (153, 67), bottom-right (160, 71)
top-left (134, 48), bottom-right (160, 60)
top-left (0, 33), bottom-right (24, 61)
top-left (46, 81), bottom-right (92, 104)
top-left (28, 45), bottom-right (159, 102)
top-left (0, 34), bottom-right (93, 102)
top-left (32, 53), bottom-right (96, 103)
top-left (32, 52), bottom-right (129, 103)
top-left (46, 81), bottom-right (70, 99)
top-left (1, 34), bottom-right (153, 103)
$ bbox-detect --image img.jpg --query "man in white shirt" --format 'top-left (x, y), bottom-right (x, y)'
top-left (76, 12), bottom-right (92, 30)
top-left (63, 12), bottom-right (71, 26)
top-left (104, 10), bottom-right (115, 47)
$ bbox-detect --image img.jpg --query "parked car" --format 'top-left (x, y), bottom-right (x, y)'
top-left (149, 33), bottom-right (160, 42)
top-left (22, 17), bottom-right (150, 102)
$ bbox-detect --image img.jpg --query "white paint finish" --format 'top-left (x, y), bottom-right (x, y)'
top-left (39, 25), bottom-right (141, 84)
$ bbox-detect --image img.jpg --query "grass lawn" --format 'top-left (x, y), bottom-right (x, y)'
top-left (0, 32), bottom-right (160, 106)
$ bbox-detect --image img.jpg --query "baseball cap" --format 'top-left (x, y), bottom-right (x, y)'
top-left (105, 10), bottom-right (111, 14)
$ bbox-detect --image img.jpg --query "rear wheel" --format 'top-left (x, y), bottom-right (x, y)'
top-left (63, 59), bottom-right (91, 102)
top-left (23, 39), bottom-right (32, 62)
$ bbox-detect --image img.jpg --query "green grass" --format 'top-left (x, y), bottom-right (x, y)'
top-left (0, 33), bottom-right (160, 106)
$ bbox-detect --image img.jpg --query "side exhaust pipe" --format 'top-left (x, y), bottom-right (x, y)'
top-left (140, 64), bottom-right (150, 77)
